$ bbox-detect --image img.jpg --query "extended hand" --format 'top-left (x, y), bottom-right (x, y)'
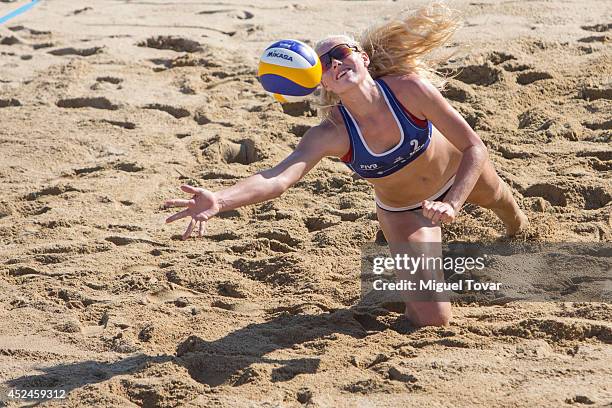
top-left (164, 185), bottom-right (220, 240)
top-left (422, 200), bottom-right (456, 224)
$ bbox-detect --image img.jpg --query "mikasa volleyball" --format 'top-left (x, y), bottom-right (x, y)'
top-left (257, 39), bottom-right (322, 103)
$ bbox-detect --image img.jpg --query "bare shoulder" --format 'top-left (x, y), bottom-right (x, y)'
top-left (383, 74), bottom-right (437, 99)
top-left (381, 74), bottom-right (440, 118)
top-left (299, 107), bottom-right (349, 158)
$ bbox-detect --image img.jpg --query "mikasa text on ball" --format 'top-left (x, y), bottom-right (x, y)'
top-left (257, 39), bottom-right (322, 103)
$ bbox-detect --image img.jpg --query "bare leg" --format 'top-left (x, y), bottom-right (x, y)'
top-left (467, 158), bottom-right (529, 236)
top-left (376, 207), bottom-right (451, 327)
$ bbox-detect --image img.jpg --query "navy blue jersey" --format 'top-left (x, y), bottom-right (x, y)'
top-left (339, 79), bottom-right (432, 179)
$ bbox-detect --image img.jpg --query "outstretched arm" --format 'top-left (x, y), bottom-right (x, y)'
top-left (163, 123), bottom-right (341, 239)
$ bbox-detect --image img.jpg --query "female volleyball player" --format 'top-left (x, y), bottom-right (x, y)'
top-left (163, 4), bottom-right (528, 326)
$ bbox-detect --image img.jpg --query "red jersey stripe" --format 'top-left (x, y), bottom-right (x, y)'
top-left (396, 101), bottom-right (428, 128)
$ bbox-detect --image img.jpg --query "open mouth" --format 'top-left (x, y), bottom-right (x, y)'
top-left (336, 69), bottom-right (350, 80)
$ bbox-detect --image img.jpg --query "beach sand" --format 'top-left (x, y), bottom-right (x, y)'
top-left (0, 0), bottom-right (611, 406)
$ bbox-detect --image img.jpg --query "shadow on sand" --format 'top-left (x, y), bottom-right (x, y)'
top-left (3, 298), bottom-right (415, 405)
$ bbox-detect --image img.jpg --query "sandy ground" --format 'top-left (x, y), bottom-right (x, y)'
top-left (0, 0), bottom-right (611, 407)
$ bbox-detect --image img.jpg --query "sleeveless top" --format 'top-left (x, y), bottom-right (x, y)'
top-left (338, 78), bottom-right (432, 179)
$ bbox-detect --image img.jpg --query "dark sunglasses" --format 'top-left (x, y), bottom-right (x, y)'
top-left (319, 43), bottom-right (360, 72)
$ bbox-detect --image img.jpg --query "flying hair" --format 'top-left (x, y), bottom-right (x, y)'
top-left (315, 2), bottom-right (462, 119)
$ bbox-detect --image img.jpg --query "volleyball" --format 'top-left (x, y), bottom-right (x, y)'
top-left (257, 39), bottom-right (322, 103)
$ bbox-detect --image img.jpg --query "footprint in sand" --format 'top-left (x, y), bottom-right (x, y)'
top-left (577, 34), bottom-right (611, 43)
top-left (56, 97), bottom-right (120, 110)
top-left (32, 42), bottom-right (54, 49)
top-left (48, 46), bottom-right (104, 57)
top-left (580, 23), bottom-right (611, 32)
top-left (143, 103), bottom-right (190, 119)
top-left (96, 76), bottom-right (123, 84)
top-left (67, 162), bottom-right (142, 178)
top-left (0, 98), bottom-right (21, 107)
top-left (516, 70), bottom-right (553, 85)
top-left (25, 184), bottom-right (80, 201)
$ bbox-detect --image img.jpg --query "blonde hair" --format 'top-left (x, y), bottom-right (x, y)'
top-left (316, 2), bottom-right (461, 118)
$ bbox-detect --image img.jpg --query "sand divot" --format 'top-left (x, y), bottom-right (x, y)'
top-left (200, 137), bottom-right (262, 165)
top-left (516, 70), bottom-right (553, 85)
top-left (7, 25), bottom-right (51, 36)
top-left (57, 97), bottom-right (119, 110)
top-left (197, 9), bottom-right (254, 20)
top-left (281, 100), bottom-right (317, 117)
top-left (0, 35), bottom-right (21, 45)
top-left (581, 23), bottom-right (611, 32)
top-left (502, 61), bottom-right (532, 72)
top-left (138, 36), bottom-right (203, 53)
top-left (488, 51), bottom-right (516, 65)
top-left (579, 86), bottom-right (612, 101)
top-left (0, 98), bottom-right (21, 107)
top-left (48, 46), bottom-right (104, 56)
top-left (577, 185), bottom-right (611, 210)
top-left (143, 103), bottom-right (190, 119)
top-left (583, 119), bottom-right (612, 131)
top-left (101, 119), bottom-right (136, 130)
top-left (147, 283), bottom-right (200, 304)
top-left (443, 63), bottom-right (503, 86)
top-left (96, 76), bottom-right (123, 84)
top-left (578, 35), bottom-right (611, 43)
top-left (69, 7), bottom-right (92, 16)
top-left (25, 184), bottom-right (80, 201)
top-left (441, 80), bottom-right (475, 102)
top-left (32, 42), bottom-right (53, 49)
top-left (523, 183), bottom-right (568, 207)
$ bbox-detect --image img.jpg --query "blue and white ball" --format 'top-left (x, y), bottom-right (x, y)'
top-left (257, 39), bottom-right (322, 103)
